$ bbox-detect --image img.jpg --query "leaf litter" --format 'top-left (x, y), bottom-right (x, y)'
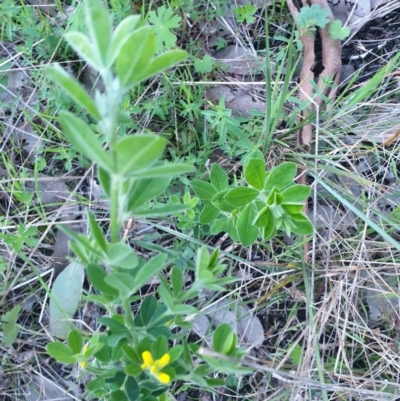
top-left (1, 0), bottom-right (400, 400)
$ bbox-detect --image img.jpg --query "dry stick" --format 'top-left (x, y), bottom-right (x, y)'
top-left (286, 0), bottom-right (342, 260)
top-left (312, 0), bottom-right (342, 104)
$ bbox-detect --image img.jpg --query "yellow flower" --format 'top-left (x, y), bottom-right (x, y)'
top-left (80, 343), bottom-right (89, 369)
top-left (141, 351), bottom-right (171, 384)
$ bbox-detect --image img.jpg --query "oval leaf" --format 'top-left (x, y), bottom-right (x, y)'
top-left (244, 158), bottom-right (265, 190)
top-left (288, 213), bottom-right (313, 234)
top-left (64, 32), bottom-right (100, 70)
top-left (87, 264), bottom-right (119, 297)
top-left (210, 163), bottom-right (228, 191)
top-left (236, 203), bottom-right (258, 246)
top-left (59, 111), bottom-right (113, 172)
top-left (199, 202), bottom-right (220, 224)
top-left (109, 15), bottom-right (141, 67)
top-left (190, 180), bottom-right (216, 201)
top-left (84, 0), bottom-right (112, 66)
top-left (133, 253), bottom-right (167, 292)
top-left (264, 162), bottom-right (297, 191)
top-left (116, 27), bottom-right (155, 88)
top-left (224, 187), bottom-right (259, 207)
top-left (212, 190), bottom-right (236, 212)
top-left (114, 134), bottom-right (165, 175)
top-left (47, 65), bottom-right (101, 120)
top-left (50, 262), bottom-right (84, 338)
top-left (210, 218), bottom-right (229, 235)
top-left (138, 50), bottom-right (188, 83)
top-left (46, 342), bottom-right (76, 364)
top-left (282, 184), bottom-right (311, 203)
top-left (127, 176), bottom-right (171, 211)
top-left (254, 205), bottom-right (272, 228)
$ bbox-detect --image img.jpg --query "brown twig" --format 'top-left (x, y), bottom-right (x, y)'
top-left (286, 0), bottom-right (342, 261)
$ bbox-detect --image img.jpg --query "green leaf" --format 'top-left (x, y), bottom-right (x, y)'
top-left (227, 220), bottom-right (239, 242)
top-left (211, 190), bottom-right (236, 212)
top-left (158, 284), bottom-right (175, 311)
top-left (87, 264), bottom-right (119, 297)
top-left (128, 163), bottom-right (195, 178)
top-left (281, 184), bottom-right (311, 203)
top-left (125, 376), bottom-right (139, 401)
top-left (114, 135), bottom-right (165, 175)
top-left (190, 180), bottom-right (217, 200)
top-left (123, 344), bottom-right (141, 364)
top-left (98, 167), bottom-right (111, 197)
top-left (59, 111), bottom-right (113, 172)
top-left (169, 344), bottom-right (183, 362)
top-left (87, 211), bottom-right (107, 252)
top-left (115, 27), bottom-right (155, 88)
top-left (288, 213), bottom-right (313, 235)
top-left (289, 343), bottom-right (302, 364)
top-left (107, 243), bottom-right (139, 270)
top-left (84, 0), bottom-right (112, 66)
top-left (50, 262), bottom-right (84, 338)
top-left (104, 273), bottom-right (136, 296)
top-left (1, 305), bottom-right (21, 345)
top-left (46, 342), bottom-right (77, 364)
top-left (125, 364), bottom-right (142, 376)
top-left (328, 20), bottom-right (350, 40)
top-left (224, 187), bottom-right (259, 207)
top-left (210, 163), bottom-right (228, 191)
top-left (127, 176), bottom-right (171, 211)
top-left (213, 324), bottom-right (237, 355)
top-left (244, 158), bottom-right (265, 190)
top-left (195, 246), bottom-right (210, 277)
top-left (296, 4), bottom-right (330, 30)
top-left (139, 295), bottom-right (157, 325)
top-left (254, 205), bottom-right (272, 228)
top-left (210, 218), bottom-right (229, 235)
top-left (134, 253), bottom-right (167, 291)
top-left (68, 329), bottom-right (83, 354)
top-left (171, 267), bottom-right (183, 297)
top-left (47, 65), bottom-right (101, 120)
top-left (194, 54), bottom-right (214, 74)
top-left (98, 317), bottom-right (127, 332)
top-left (64, 32), bottom-right (99, 69)
top-left (133, 204), bottom-right (189, 217)
top-left (139, 50), bottom-right (188, 83)
top-left (110, 390), bottom-right (127, 401)
top-left (282, 204), bottom-right (304, 214)
top-left (246, 149), bottom-right (264, 162)
top-left (148, 5), bottom-right (181, 53)
top-left (199, 202), bottom-right (220, 224)
top-left (109, 15), bottom-right (141, 67)
top-left (233, 3), bottom-right (258, 24)
top-left (263, 219), bottom-right (276, 241)
top-left (264, 162), bottom-right (297, 191)
top-left (236, 203), bottom-right (258, 246)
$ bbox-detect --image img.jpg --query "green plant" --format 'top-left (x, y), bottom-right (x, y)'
top-left (202, 96), bottom-right (246, 148)
top-left (296, 4), bottom-right (350, 39)
top-left (190, 150), bottom-right (313, 247)
top-left (148, 5), bottom-right (182, 53)
top-left (44, 1), bottom-right (251, 399)
top-left (233, 2), bottom-right (258, 24)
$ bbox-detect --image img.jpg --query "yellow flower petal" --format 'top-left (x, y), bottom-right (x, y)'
top-left (141, 351), bottom-right (153, 369)
top-left (156, 372), bottom-right (170, 384)
top-left (157, 353), bottom-right (170, 368)
top-left (80, 360), bottom-right (87, 369)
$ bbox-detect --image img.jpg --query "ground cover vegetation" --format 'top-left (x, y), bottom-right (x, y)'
top-left (1, 0), bottom-right (400, 400)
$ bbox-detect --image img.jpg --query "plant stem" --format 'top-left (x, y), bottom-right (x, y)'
top-left (123, 297), bottom-right (138, 347)
top-left (110, 175), bottom-right (120, 243)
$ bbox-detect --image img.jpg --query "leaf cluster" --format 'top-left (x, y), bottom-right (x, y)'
top-left (191, 150), bottom-right (313, 246)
